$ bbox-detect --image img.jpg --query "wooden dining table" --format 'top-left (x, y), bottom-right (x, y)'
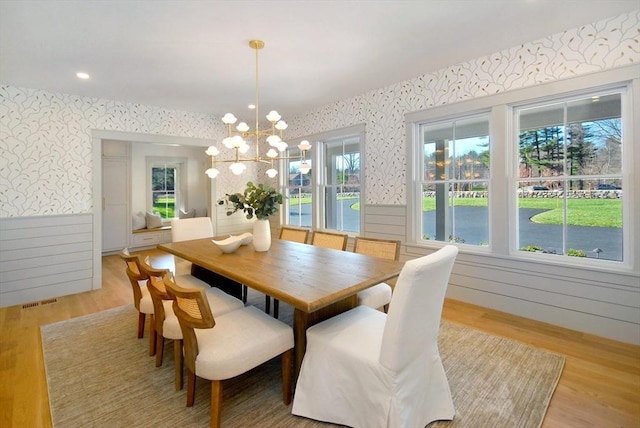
top-left (157, 237), bottom-right (405, 377)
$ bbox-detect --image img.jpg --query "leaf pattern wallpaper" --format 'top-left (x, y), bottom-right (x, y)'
top-left (287, 10), bottom-right (639, 204)
top-left (1, 10), bottom-right (638, 217)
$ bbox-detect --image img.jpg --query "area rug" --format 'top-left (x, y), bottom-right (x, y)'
top-left (42, 301), bottom-right (564, 427)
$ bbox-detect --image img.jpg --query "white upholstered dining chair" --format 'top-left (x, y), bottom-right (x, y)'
top-left (292, 245), bottom-right (459, 428)
top-left (139, 259), bottom-right (244, 387)
top-left (170, 217), bottom-right (244, 301)
top-left (170, 217), bottom-right (214, 242)
top-left (164, 274), bottom-right (294, 428)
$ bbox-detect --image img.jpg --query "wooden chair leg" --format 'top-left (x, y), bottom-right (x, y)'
top-left (186, 369), bottom-right (196, 407)
top-left (148, 315), bottom-right (156, 356)
top-left (273, 299), bottom-right (280, 319)
top-left (210, 380), bottom-right (223, 428)
top-left (137, 312), bottom-right (146, 338)
top-left (174, 339), bottom-right (183, 390)
top-left (155, 334), bottom-right (164, 367)
top-left (281, 349), bottom-right (292, 405)
top-left (265, 295), bottom-right (271, 314)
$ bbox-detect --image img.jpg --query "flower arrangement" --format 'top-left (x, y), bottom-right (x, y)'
top-left (219, 181), bottom-right (283, 220)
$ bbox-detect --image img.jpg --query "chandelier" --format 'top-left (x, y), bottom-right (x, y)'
top-left (205, 39), bottom-right (312, 179)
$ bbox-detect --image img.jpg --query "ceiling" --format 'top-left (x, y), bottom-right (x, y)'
top-left (1, 0), bottom-right (638, 122)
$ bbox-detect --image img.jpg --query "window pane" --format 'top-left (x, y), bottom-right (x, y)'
top-left (151, 166), bottom-right (177, 219)
top-left (516, 92), bottom-right (623, 261)
top-left (286, 187), bottom-right (312, 227)
top-left (420, 114), bottom-right (490, 246)
top-left (323, 137), bottom-right (360, 233)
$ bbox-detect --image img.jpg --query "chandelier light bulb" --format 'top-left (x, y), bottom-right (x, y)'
top-left (266, 110), bottom-right (281, 123)
top-left (222, 137), bottom-right (235, 149)
top-left (276, 141), bottom-right (288, 152)
top-left (266, 135), bottom-right (281, 146)
top-left (205, 167), bottom-right (220, 178)
top-left (298, 140), bottom-right (312, 151)
top-left (238, 142), bottom-right (250, 154)
top-left (232, 135), bottom-right (244, 148)
top-left (299, 161), bottom-right (311, 174)
top-left (221, 113), bottom-right (237, 124)
top-left (266, 168), bottom-right (278, 178)
top-left (266, 149), bottom-right (278, 158)
top-left (236, 122), bottom-right (250, 132)
top-left (205, 146), bottom-right (219, 156)
top-left (275, 120), bottom-right (288, 131)
top-left (229, 162), bottom-right (246, 175)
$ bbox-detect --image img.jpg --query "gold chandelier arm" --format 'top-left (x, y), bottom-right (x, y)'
top-left (254, 39), bottom-right (261, 161)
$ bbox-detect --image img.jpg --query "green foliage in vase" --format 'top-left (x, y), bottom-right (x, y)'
top-left (219, 181), bottom-right (283, 220)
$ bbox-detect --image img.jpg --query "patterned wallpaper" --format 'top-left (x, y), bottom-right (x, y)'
top-left (287, 10), bottom-right (640, 205)
top-left (0, 88), bottom-right (231, 217)
top-left (1, 11), bottom-right (638, 216)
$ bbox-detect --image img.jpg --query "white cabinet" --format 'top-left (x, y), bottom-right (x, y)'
top-left (130, 227), bottom-right (173, 250)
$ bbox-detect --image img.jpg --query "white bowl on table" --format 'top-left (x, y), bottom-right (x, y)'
top-left (211, 236), bottom-right (243, 253)
top-left (237, 232), bottom-right (253, 246)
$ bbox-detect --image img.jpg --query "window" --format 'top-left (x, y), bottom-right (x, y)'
top-left (322, 137), bottom-right (361, 233)
top-left (282, 125), bottom-right (363, 233)
top-left (407, 68), bottom-right (634, 268)
top-left (515, 91), bottom-right (623, 261)
top-left (150, 162), bottom-right (180, 219)
top-left (418, 114), bottom-right (491, 245)
top-left (284, 153), bottom-right (313, 228)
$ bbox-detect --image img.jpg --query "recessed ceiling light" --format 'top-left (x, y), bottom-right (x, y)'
top-left (76, 72), bottom-right (90, 79)
top-left (248, 104), bottom-right (256, 109)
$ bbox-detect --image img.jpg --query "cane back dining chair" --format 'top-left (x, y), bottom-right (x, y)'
top-left (119, 248), bottom-right (153, 344)
top-left (264, 226), bottom-right (312, 318)
top-left (353, 237), bottom-right (401, 313)
top-left (139, 259), bottom-right (244, 390)
top-left (310, 230), bottom-right (348, 250)
top-left (164, 274), bottom-right (294, 428)
top-left (292, 245), bottom-right (459, 428)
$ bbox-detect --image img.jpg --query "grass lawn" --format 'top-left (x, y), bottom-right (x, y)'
top-left (153, 197), bottom-right (175, 219)
top-left (420, 197), bottom-right (621, 228)
top-left (292, 195), bottom-right (621, 228)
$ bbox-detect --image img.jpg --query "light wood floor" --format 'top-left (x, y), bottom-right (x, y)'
top-left (1, 249), bottom-right (638, 427)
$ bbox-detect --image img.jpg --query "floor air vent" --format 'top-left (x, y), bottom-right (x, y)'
top-left (22, 298), bottom-right (58, 309)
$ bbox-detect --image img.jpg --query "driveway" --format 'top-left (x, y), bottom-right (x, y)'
top-left (289, 200), bottom-right (623, 261)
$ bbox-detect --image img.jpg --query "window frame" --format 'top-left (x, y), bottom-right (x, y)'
top-left (281, 124), bottom-right (365, 234)
top-left (511, 88), bottom-right (626, 263)
top-left (406, 66), bottom-right (638, 272)
top-left (416, 111), bottom-right (492, 247)
top-left (146, 156), bottom-right (188, 222)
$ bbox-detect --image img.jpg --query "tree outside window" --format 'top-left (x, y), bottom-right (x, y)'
top-left (516, 92), bottom-right (623, 261)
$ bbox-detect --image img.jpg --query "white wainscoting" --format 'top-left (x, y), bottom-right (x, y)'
top-left (0, 214), bottom-right (96, 308)
top-left (362, 204), bottom-right (640, 345)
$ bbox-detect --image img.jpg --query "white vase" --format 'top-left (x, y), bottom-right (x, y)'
top-left (252, 218), bottom-right (271, 252)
